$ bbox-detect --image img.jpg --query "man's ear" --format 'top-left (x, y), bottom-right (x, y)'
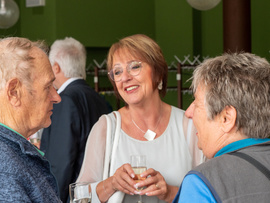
top-left (52, 62), bottom-right (61, 74)
top-left (7, 78), bottom-right (21, 107)
top-left (220, 105), bottom-right (237, 133)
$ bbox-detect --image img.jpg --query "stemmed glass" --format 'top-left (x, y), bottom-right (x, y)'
top-left (130, 155), bottom-right (147, 203)
top-left (69, 182), bottom-right (92, 203)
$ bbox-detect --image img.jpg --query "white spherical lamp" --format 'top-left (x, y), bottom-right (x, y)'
top-left (0, 0), bottom-right (20, 29)
top-left (187, 0), bottom-right (221, 11)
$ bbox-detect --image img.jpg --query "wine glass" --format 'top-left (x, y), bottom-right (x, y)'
top-left (69, 182), bottom-right (92, 203)
top-left (29, 130), bottom-right (42, 149)
top-left (130, 155), bottom-right (146, 203)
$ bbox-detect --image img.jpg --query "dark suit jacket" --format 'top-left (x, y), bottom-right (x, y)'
top-left (40, 79), bottom-right (111, 203)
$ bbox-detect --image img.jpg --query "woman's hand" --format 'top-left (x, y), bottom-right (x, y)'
top-left (111, 163), bottom-right (137, 195)
top-left (97, 163), bottom-right (137, 202)
top-left (133, 168), bottom-right (179, 203)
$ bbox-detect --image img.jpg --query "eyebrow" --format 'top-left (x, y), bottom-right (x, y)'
top-left (113, 60), bottom-right (139, 67)
top-left (45, 77), bottom-right (55, 86)
top-left (113, 63), bottom-right (122, 67)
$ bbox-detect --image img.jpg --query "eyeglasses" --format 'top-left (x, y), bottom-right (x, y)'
top-left (108, 61), bottom-right (142, 82)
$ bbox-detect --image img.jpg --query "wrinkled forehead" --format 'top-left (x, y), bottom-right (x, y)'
top-left (193, 82), bottom-right (207, 99)
top-left (29, 46), bottom-right (44, 57)
top-left (30, 47), bottom-right (52, 74)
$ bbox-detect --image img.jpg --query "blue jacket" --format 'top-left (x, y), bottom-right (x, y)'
top-left (0, 123), bottom-right (61, 203)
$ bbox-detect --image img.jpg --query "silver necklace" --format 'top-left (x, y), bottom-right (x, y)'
top-left (132, 112), bottom-right (162, 141)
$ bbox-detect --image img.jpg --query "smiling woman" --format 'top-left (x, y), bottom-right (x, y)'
top-left (76, 34), bottom-right (205, 203)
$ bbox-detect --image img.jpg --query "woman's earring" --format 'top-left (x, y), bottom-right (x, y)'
top-left (158, 81), bottom-right (163, 90)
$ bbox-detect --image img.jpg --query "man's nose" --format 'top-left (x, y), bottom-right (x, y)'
top-left (51, 87), bottom-right (61, 104)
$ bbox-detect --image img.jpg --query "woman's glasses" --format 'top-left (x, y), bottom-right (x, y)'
top-left (108, 61), bottom-right (142, 82)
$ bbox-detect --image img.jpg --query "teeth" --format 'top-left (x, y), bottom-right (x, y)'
top-left (126, 86), bottom-right (138, 91)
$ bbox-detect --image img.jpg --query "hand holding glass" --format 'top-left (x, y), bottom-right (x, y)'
top-left (69, 182), bottom-right (91, 203)
top-left (130, 155), bottom-right (146, 203)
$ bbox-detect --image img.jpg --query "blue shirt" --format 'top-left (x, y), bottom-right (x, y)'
top-left (173, 138), bottom-right (270, 203)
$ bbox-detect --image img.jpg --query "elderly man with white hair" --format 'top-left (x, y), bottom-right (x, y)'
top-left (0, 37), bottom-right (61, 202)
top-left (40, 37), bottom-right (111, 203)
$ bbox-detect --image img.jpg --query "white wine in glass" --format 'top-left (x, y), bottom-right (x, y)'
top-left (130, 155), bottom-right (146, 203)
top-left (132, 166), bottom-right (147, 191)
top-left (69, 182), bottom-right (91, 203)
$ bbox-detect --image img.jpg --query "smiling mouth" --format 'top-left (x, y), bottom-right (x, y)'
top-left (125, 86), bottom-right (139, 91)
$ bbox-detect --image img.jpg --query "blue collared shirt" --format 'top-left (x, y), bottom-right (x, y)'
top-left (0, 122), bottom-right (44, 156)
top-left (173, 138), bottom-right (270, 203)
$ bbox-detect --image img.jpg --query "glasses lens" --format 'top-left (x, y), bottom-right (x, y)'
top-left (109, 67), bottom-right (123, 81)
top-left (128, 61), bottom-right (142, 76)
top-left (108, 70), bottom-right (115, 81)
top-left (109, 61), bottom-right (142, 81)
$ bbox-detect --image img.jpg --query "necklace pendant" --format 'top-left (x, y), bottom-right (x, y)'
top-left (144, 129), bottom-right (156, 141)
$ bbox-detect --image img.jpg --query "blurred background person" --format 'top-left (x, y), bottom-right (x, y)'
top-left (173, 52), bottom-right (270, 202)
top-left (0, 37), bottom-right (61, 202)
top-left (76, 34), bottom-right (204, 203)
top-left (40, 37), bottom-right (111, 203)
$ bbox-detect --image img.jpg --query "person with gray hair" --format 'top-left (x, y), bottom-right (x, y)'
top-left (49, 37), bottom-right (87, 81)
top-left (40, 37), bottom-right (111, 203)
top-left (0, 37), bottom-right (62, 202)
top-left (173, 52), bottom-right (270, 203)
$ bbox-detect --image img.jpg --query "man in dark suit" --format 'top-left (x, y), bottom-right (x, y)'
top-left (40, 37), bottom-right (111, 203)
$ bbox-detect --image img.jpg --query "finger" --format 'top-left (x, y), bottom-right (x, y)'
top-left (113, 166), bottom-right (137, 194)
top-left (140, 168), bottom-right (158, 178)
top-left (135, 171), bottom-right (165, 195)
top-left (135, 183), bottom-right (162, 196)
top-left (123, 163), bottom-right (136, 179)
top-left (155, 183), bottom-right (161, 190)
top-left (112, 175), bottom-right (136, 195)
top-left (135, 171), bottom-right (159, 188)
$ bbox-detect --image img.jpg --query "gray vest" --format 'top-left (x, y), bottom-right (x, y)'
top-left (190, 142), bottom-right (270, 203)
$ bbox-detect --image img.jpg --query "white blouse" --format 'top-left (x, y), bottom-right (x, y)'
top-left (77, 106), bottom-right (204, 203)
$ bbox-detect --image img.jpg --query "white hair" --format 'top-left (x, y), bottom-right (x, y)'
top-left (49, 37), bottom-right (86, 79)
top-left (0, 37), bottom-right (48, 91)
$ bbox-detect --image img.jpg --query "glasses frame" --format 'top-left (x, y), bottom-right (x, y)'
top-left (108, 61), bottom-right (142, 82)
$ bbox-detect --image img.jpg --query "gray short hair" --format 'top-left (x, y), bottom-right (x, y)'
top-left (191, 52), bottom-right (270, 139)
top-left (49, 37), bottom-right (86, 80)
top-left (0, 37), bottom-right (48, 91)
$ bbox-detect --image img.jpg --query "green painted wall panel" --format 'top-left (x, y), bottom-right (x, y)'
top-left (155, 0), bottom-right (194, 63)
top-left (251, 0), bottom-right (270, 61)
top-left (19, 0), bottom-right (56, 44)
top-left (200, 3), bottom-right (223, 57)
top-left (54, 0), bottom-right (155, 47)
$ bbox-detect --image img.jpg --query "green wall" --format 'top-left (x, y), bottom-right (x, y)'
top-left (0, 0), bottom-right (269, 110)
top-left (155, 0), bottom-right (193, 62)
top-left (18, 0), bottom-right (155, 46)
top-left (54, 0), bottom-right (155, 47)
top-left (20, 0), bottom-right (56, 43)
top-left (155, 0), bottom-right (223, 109)
top-left (251, 1), bottom-right (270, 61)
